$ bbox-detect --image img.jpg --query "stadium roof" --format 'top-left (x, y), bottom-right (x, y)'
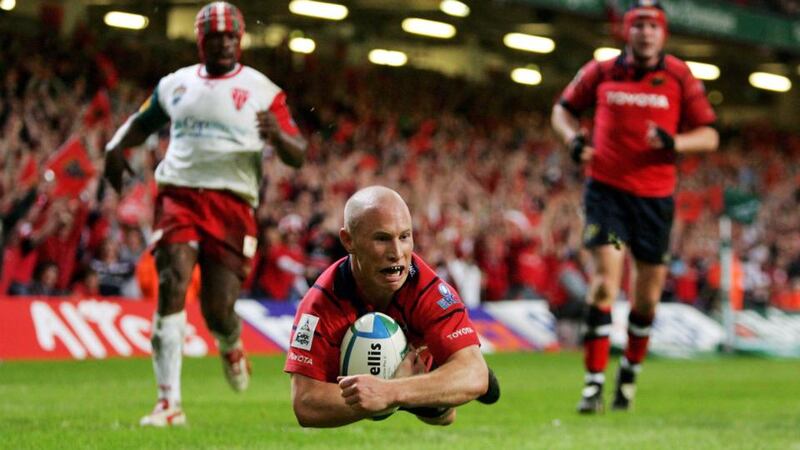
top-left (7, 0), bottom-right (800, 123)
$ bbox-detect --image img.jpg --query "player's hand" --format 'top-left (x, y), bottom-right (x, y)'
top-left (256, 110), bottom-right (281, 144)
top-left (337, 374), bottom-right (396, 415)
top-left (569, 134), bottom-right (594, 164)
top-left (393, 345), bottom-right (428, 379)
top-left (103, 148), bottom-right (134, 195)
top-left (646, 121), bottom-right (675, 150)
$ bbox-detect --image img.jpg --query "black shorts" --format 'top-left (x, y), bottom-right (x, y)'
top-left (582, 179), bottom-right (674, 265)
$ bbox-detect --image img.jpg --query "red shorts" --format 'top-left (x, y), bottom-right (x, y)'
top-left (153, 186), bottom-right (258, 279)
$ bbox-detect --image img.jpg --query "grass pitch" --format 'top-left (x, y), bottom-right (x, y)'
top-left (1, 352), bottom-right (798, 450)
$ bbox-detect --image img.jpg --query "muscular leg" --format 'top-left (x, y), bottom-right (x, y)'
top-left (622, 260), bottom-right (666, 368)
top-left (611, 260), bottom-right (667, 411)
top-left (584, 245), bottom-right (625, 376)
top-left (156, 243), bottom-right (198, 315)
top-left (199, 255), bottom-right (251, 391)
top-left (199, 256), bottom-right (243, 340)
top-left (144, 243), bottom-right (197, 422)
top-left (578, 244), bottom-right (625, 414)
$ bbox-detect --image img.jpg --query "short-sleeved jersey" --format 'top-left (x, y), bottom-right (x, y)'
top-left (559, 53), bottom-right (716, 197)
top-left (141, 63), bottom-right (300, 207)
top-left (284, 254), bottom-right (480, 382)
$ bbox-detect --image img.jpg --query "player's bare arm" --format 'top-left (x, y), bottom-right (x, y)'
top-left (290, 373), bottom-right (375, 428)
top-left (257, 110), bottom-right (307, 168)
top-left (103, 115), bottom-right (152, 194)
top-left (551, 103), bottom-right (595, 163)
top-left (339, 345), bottom-right (487, 414)
top-left (646, 121), bottom-right (718, 153)
top-left (672, 126), bottom-right (719, 153)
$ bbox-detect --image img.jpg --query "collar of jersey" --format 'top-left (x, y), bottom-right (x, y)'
top-left (335, 255), bottom-right (419, 315)
top-left (197, 63), bottom-right (244, 80)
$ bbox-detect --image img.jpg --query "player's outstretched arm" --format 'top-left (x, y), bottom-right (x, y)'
top-left (389, 345), bottom-right (488, 409)
top-left (336, 345), bottom-right (487, 426)
top-left (290, 373), bottom-right (383, 428)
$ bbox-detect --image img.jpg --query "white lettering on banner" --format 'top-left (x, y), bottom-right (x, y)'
top-left (235, 300), bottom-right (294, 351)
top-left (120, 315), bottom-right (152, 353)
top-left (606, 91), bottom-right (669, 109)
top-left (60, 302), bottom-right (106, 358)
top-left (447, 327), bottom-right (475, 340)
top-left (29, 299), bottom-right (210, 359)
top-left (31, 301), bottom-right (87, 359)
top-left (287, 351), bottom-right (313, 365)
top-left (78, 300), bottom-right (132, 356)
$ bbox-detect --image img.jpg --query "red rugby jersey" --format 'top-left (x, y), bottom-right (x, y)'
top-left (559, 53), bottom-right (716, 197)
top-left (284, 254), bottom-right (480, 382)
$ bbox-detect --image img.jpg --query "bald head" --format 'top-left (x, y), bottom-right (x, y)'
top-left (343, 186), bottom-right (410, 233)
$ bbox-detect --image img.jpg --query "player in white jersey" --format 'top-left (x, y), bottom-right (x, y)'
top-left (103, 1), bottom-right (307, 427)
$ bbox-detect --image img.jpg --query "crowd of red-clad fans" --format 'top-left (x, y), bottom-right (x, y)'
top-left (2, 18), bottom-right (800, 320)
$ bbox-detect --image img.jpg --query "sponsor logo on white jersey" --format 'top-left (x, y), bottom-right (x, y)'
top-left (291, 313), bottom-right (319, 351)
top-left (606, 91), bottom-right (669, 109)
top-left (446, 327), bottom-right (475, 340)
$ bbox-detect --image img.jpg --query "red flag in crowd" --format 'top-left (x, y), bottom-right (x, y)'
top-left (45, 137), bottom-right (96, 198)
top-left (18, 153), bottom-right (39, 188)
top-left (94, 54), bottom-right (119, 90)
top-left (83, 89), bottom-right (112, 128)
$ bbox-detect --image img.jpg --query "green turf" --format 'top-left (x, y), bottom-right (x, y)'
top-left (1, 352), bottom-right (799, 449)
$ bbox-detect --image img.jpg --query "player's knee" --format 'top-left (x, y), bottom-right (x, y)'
top-left (418, 408), bottom-right (456, 426)
top-left (158, 267), bottom-right (191, 302)
top-left (591, 278), bottom-right (617, 304)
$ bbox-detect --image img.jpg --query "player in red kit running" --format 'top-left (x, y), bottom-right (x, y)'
top-left (103, 2), bottom-right (307, 426)
top-left (551, 0), bottom-right (718, 413)
top-left (284, 186), bottom-right (499, 427)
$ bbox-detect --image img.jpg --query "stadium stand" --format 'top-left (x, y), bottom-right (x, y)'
top-left (1, 8), bottom-right (800, 318)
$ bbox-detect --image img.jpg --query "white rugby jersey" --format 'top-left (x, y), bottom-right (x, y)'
top-left (150, 63), bottom-right (297, 207)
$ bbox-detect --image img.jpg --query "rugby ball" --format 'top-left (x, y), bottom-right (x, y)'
top-left (340, 312), bottom-right (408, 379)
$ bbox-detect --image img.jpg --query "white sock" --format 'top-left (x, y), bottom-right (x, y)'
top-left (151, 311), bottom-right (186, 406)
top-left (212, 319), bottom-right (243, 354)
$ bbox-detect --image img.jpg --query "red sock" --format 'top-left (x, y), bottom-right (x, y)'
top-left (584, 305), bottom-right (612, 374)
top-left (584, 337), bottom-right (611, 373)
top-left (624, 310), bottom-right (654, 365)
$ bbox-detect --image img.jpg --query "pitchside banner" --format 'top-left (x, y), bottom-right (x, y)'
top-left (611, 302), bottom-right (726, 357)
top-left (0, 297), bottom-right (534, 361)
top-left (0, 297), bottom-right (284, 360)
top-left (5, 297), bottom-right (793, 360)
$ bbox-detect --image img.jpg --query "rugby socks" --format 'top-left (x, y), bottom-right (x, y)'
top-left (623, 310), bottom-right (654, 367)
top-left (212, 318), bottom-right (243, 354)
top-left (583, 305), bottom-right (612, 377)
top-left (151, 311), bottom-right (187, 406)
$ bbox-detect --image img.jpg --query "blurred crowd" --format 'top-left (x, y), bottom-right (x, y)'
top-left (2, 18), bottom-right (800, 319)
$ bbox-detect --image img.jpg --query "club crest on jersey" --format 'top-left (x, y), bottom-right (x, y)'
top-left (291, 313), bottom-right (319, 351)
top-left (436, 284), bottom-right (458, 310)
top-left (231, 88), bottom-right (250, 111)
top-left (172, 85), bottom-right (186, 106)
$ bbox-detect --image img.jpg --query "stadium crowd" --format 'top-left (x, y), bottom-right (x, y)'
top-left (2, 19), bottom-right (800, 319)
